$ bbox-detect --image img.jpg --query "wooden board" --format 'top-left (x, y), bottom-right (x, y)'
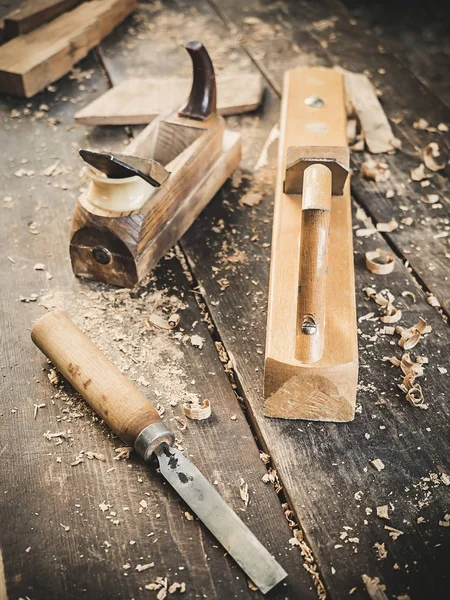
top-left (264, 67), bottom-right (358, 421)
top-left (3, 0), bottom-right (83, 40)
top-left (175, 1), bottom-right (450, 598)
top-left (0, 0), bottom-right (136, 97)
top-left (0, 45), bottom-right (313, 600)
top-left (74, 73), bottom-right (264, 124)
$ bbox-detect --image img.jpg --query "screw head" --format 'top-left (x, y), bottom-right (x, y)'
top-left (301, 317), bottom-right (317, 335)
top-left (304, 96), bottom-right (325, 108)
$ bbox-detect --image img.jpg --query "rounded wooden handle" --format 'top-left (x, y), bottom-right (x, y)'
top-left (296, 164), bottom-right (332, 364)
top-left (31, 311), bottom-right (163, 447)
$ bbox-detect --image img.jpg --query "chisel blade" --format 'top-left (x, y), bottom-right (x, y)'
top-left (155, 444), bottom-right (287, 594)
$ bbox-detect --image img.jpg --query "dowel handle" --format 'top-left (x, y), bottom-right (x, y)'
top-left (31, 311), bottom-right (174, 452)
top-left (296, 164), bottom-right (332, 364)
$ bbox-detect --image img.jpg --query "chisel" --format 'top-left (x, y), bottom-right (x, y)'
top-left (31, 311), bottom-right (287, 594)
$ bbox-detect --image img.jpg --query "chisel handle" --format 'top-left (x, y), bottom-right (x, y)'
top-left (31, 311), bottom-right (174, 458)
top-left (296, 164), bottom-right (332, 364)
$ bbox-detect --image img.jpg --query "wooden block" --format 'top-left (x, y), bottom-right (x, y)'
top-left (74, 73), bottom-right (265, 125)
top-left (264, 67), bottom-right (358, 422)
top-left (3, 0), bottom-right (83, 41)
top-left (0, 0), bottom-right (136, 97)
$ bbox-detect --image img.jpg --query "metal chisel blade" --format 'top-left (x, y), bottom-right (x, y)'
top-left (155, 444), bottom-right (287, 594)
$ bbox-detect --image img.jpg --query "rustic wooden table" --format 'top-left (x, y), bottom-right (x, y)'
top-left (1, 1), bottom-right (449, 599)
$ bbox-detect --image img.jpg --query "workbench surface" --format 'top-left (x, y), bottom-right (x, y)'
top-left (1, 1), bottom-right (449, 599)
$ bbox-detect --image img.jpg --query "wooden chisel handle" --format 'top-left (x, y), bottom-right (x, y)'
top-left (296, 164), bottom-right (332, 364)
top-left (31, 311), bottom-right (174, 458)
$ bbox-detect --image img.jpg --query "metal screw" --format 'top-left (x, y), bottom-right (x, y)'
top-left (92, 246), bottom-right (112, 265)
top-left (301, 316), bottom-right (317, 335)
top-left (304, 96), bottom-right (324, 108)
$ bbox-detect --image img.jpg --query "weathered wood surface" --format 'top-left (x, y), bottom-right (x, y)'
top-left (96, 1), bottom-right (450, 599)
top-left (0, 48), bottom-right (313, 600)
top-left (1, 1), bottom-right (449, 599)
top-left (217, 0), bottom-right (450, 314)
top-left (342, 0), bottom-right (450, 109)
top-left (2, 0), bottom-right (83, 40)
top-left (0, 0), bottom-right (137, 97)
top-left (74, 73), bottom-right (264, 125)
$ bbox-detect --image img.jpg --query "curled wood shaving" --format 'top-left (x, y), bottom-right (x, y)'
top-left (361, 159), bottom-right (391, 182)
top-left (183, 399), bottom-right (211, 420)
top-left (148, 313), bottom-right (180, 330)
top-left (396, 317), bottom-right (428, 350)
top-left (422, 142), bottom-right (445, 172)
top-left (401, 291), bottom-right (416, 303)
top-left (365, 249), bottom-right (395, 275)
top-left (421, 194), bottom-right (440, 204)
top-left (380, 306), bottom-right (402, 324)
top-left (388, 352), bottom-right (428, 408)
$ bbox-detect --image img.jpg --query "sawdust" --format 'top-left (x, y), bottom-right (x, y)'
top-left (38, 284), bottom-right (201, 424)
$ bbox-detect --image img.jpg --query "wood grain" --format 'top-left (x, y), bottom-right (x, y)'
top-left (3, 0), bottom-right (83, 40)
top-left (0, 0), bottom-right (136, 97)
top-left (264, 67), bottom-right (358, 419)
top-left (0, 45), bottom-right (312, 600)
top-left (31, 311), bottom-right (166, 446)
top-left (74, 73), bottom-right (264, 125)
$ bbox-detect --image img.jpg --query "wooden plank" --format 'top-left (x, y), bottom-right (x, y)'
top-left (101, 2), bottom-right (450, 598)
top-left (213, 0), bottom-right (450, 313)
top-left (342, 0), bottom-right (450, 108)
top-left (3, 0), bottom-right (83, 40)
top-left (74, 73), bottom-right (264, 124)
top-left (0, 52), bottom-right (313, 600)
top-left (0, 0), bottom-right (136, 97)
top-left (181, 1), bottom-right (450, 598)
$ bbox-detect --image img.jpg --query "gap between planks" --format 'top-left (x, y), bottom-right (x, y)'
top-left (206, 0), bottom-right (449, 324)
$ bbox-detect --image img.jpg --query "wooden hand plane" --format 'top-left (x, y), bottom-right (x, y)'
top-left (70, 41), bottom-right (241, 287)
top-left (264, 67), bottom-right (358, 422)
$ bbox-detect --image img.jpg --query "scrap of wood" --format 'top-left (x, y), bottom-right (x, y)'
top-left (74, 73), bottom-right (264, 125)
top-left (337, 67), bottom-right (399, 153)
top-left (2, 0), bottom-right (83, 41)
top-left (0, 0), bottom-right (137, 97)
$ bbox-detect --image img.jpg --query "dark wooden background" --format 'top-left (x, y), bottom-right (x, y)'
top-left (0, 1), bottom-right (449, 599)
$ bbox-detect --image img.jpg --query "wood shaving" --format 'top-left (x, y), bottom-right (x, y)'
top-left (259, 452), bottom-right (270, 464)
top-left (114, 446), bottom-right (133, 460)
top-left (427, 294), bottom-right (441, 307)
top-left (190, 334), bottom-right (204, 349)
top-left (389, 352), bottom-right (428, 408)
top-left (33, 403), bottom-right (46, 419)
top-left (240, 192), bottom-right (262, 207)
top-left (413, 118), bottom-right (429, 130)
top-left (376, 219), bottom-right (398, 233)
top-left (370, 458), bottom-right (385, 471)
top-left (410, 163), bottom-right (429, 181)
top-left (384, 525), bottom-right (404, 540)
top-left (438, 123), bottom-right (448, 132)
top-left (421, 194), bottom-right (440, 204)
top-left (362, 574), bottom-right (388, 600)
top-left (365, 249), bottom-right (395, 275)
top-left (374, 542), bottom-right (387, 560)
top-left (135, 563), bottom-right (154, 571)
top-left (422, 142), bottom-right (445, 171)
top-left (361, 159), bottom-right (391, 182)
top-left (401, 291), bottom-right (416, 303)
top-left (376, 505), bottom-right (390, 520)
top-left (183, 399), bottom-right (211, 420)
top-left (356, 228), bottom-right (377, 237)
top-left (148, 313), bottom-right (180, 330)
top-left (396, 317), bottom-right (428, 350)
top-left (438, 514), bottom-right (450, 527)
top-left (239, 477), bottom-right (250, 507)
top-left (168, 582), bottom-right (186, 593)
top-left (380, 306), bottom-right (402, 323)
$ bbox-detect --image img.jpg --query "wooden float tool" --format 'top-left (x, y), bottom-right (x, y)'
top-left (264, 67), bottom-right (358, 422)
top-left (70, 41), bottom-right (241, 288)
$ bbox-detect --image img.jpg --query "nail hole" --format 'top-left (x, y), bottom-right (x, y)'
top-left (304, 96), bottom-right (325, 108)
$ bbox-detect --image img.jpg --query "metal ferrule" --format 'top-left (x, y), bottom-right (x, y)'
top-left (134, 423), bottom-right (175, 462)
